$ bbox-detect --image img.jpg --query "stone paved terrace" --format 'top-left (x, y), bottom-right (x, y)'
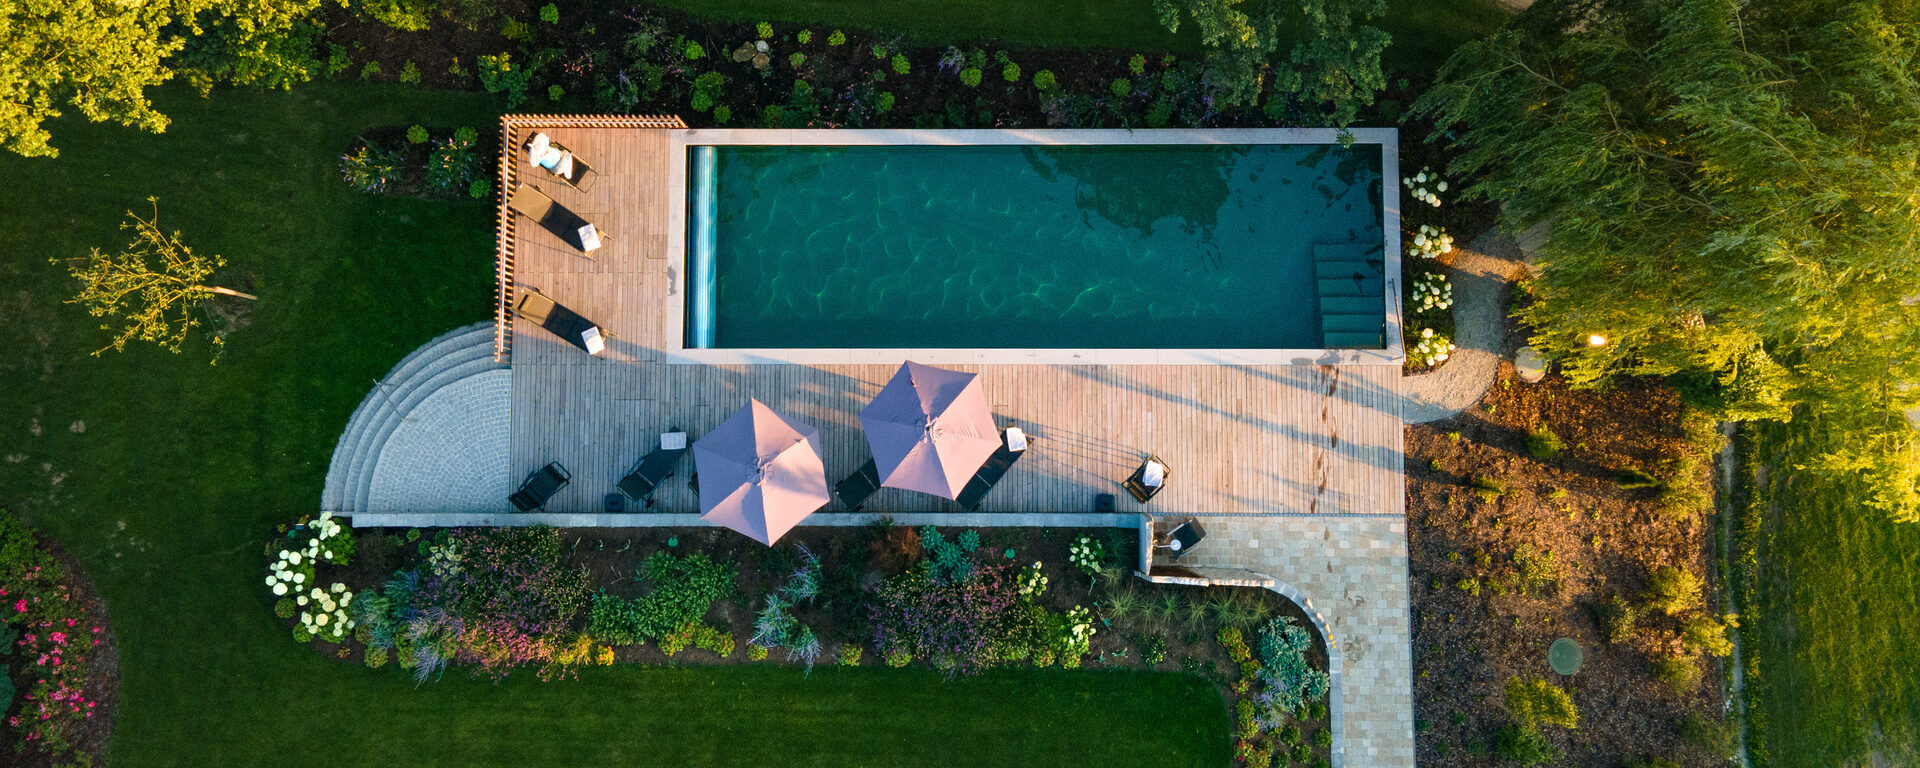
top-left (333, 120), bottom-right (1415, 767)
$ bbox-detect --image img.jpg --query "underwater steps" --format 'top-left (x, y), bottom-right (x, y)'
top-left (1313, 243), bottom-right (1387, 349)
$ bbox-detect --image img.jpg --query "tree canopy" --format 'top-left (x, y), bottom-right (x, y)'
top-left (1151, 0), bottom-right (1389, 126)
top-left (1416, 0), bottom-right (1920, 519)
top-left (0, 0), bottom-right (327, 158)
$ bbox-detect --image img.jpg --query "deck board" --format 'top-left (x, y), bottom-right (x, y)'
top-left (504, 126), bottom-right (1405, 518)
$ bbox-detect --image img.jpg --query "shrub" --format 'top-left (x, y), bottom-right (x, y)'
top-left (891, 53), bottom-right (911, 75)
top-left (754, 20), bottom-right (773, 37)
top-left (2, 510), bottom-right (105, 762)
top-left (828, 30), bottom-right (846, 46)
top-left (1682, 614), bottom-right (1734, 657)
top-left (684, 41), bottom-right (705, 60)
top-left (468, 178), bottom-right (492, 199)
top-left (326, 43), bottom-right (351, 78)
top-left (398, 61), bottom-right (421, 84)
top-left (1494, 723), bottom-right (1558, 766)
top-left (548, 85), bottom-right (564, 102)
top-left (868, 524), bottom-right (924, 572)
top-left (1456, 577), bottom-right (1482, 596)
top-left (360, 61), bottom-right (382, 80)
top-left (869, 561), bottom-right (1020, 675)
top-left (960, 67), bottom-right (982, 87)
top-left (884, 648), bottom-right (912, 667)
top-left (1067, 535), bottom-right (1106, 576)
top-left (1505, 676), bottom-right (1577, 730)
top-left (275, 598), bottom-right (297, 618)
top-left (425, 133), bottom-right (483, 195)
top-left (797, 29), bottom-right (812, 44)
top-left (753, 546), bottom-right (825, 668)
top-left (789, 52), bottom-right (806, 68)
top-left (1002, 62), bottom-right (1022, 82)
top-left (1255, 616), bottom-right (1330, 721)
top-left (406, 125), bottom-right (429, 144)
top-left (746, 644), bottom-right (769, 661)
top-left (502, 19), bottom-right (531, 41)
top-left (1653, 655), bottom-right (1699, 693)
top-left (477, 53), bottom-right (533, 107)
top-left (1410, 327), bottom-right (1455, 365)
top-left (1145, 98), bottom-right (1173, 128)
top-left (712, 105), bottom-right (732, 124)
top-left (1525, 426), bottom-right (1566, 459)
top-left (837, 644), bottom-right (863, 666)
top-left (1110, 78), bottom-right (1132, 98)
top-left (364, 647), bottom-right (390, 669)
top-left (919, 527), bottom-right (980, 581)
top-left (1279, 724), bottom-right (1302, 745)
top-left (1471, 475), bottom-right (1507, 503)
top-left (1617, 467), bottom-right (1662, 488)
top-left (1511, 545), bottom-right (1561, 596)
top-left (690, 72), bottom-right (726, 113)
top-left (1680, 714), bottom-right (1735, 759)
top-left (1597, 594), bottom-right (1641, 645)
top-left (1033, 69), bottom-right (1057, 93)
top-left (340, 144), bottom-right (403, 193)
top-left (1290, 743), bottom-right (1312, 764)
top-left (1129, 53), bottom-right (1148, 74)
top-left (1644, 566), bottom-right (1702, 615)
top-left (1303, 700), bottom-right (1328, 721)
top-left (1138, 634), bottom-right (1166, 666)
top-left (871, 44), bottom-right (888, 59)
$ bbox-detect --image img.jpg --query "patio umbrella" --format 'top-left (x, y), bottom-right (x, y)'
top-left (693, 399), bottom-right (831, 545)
top-left (859, 361), bottom-right (1000, 500)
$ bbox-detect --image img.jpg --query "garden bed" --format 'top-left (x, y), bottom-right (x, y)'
top-left (1, 513), bottom-right (120, 768)
top-left (1407, 365), bottom-right (1737, 766)
top-left (269, 518), bottom-right (1335, 767)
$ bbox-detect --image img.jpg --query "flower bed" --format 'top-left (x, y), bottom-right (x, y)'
top-left (1, 511), bottom-right (118, 768)
top-left (269, 520), bottom-right (1332, 766)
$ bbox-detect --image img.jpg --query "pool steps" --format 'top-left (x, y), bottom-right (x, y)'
top-left (1313, 243), bottom-right (1387, 348)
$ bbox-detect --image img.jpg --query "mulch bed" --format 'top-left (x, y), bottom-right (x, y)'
top-left (3, 535), bottom-right (120, 768)
top-left (1407, 364), bottom-right (1728, 766)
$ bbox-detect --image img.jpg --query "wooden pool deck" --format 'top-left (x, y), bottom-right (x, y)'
top-left (499, 123), bottom-right (1406, 520)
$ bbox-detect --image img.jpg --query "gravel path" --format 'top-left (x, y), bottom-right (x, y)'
top-left (1403, 227), bottom-right (1529, 423)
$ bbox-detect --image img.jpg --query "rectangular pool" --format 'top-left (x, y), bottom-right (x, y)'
top-left (668, 129), bottom-right (1401, 365)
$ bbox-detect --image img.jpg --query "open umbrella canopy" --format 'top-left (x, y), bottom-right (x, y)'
top-left (693, 399), bottom-right (830, 545)
top-left (859, 361), bottom-right (1000, 500)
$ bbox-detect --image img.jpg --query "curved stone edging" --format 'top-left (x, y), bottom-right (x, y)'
top-left (1402, 227), bottom-right (1529, 423)
top-left (1253, 575), bottom-right (1347, 767)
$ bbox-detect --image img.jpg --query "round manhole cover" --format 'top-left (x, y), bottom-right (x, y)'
top-left (1548, 637), bottom-right (1583, 675)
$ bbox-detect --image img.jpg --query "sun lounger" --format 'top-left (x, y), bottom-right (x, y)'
top-left (509, 461), bottom-right (571, 512)
top-left (508, 184), bottom-right (602, 253)
top-left (956, 428), bottom-right (1029, 511)
top-left (617, 430), bottom-right (690, 506)
top-left (514, 288), bottom-right (605, 355)
top-left (525, 133), bottom-right (596, 192)
top-left (834, 459), bottom-right (883, 512)
top-left (1122, 455), bottom-right (1170, 503)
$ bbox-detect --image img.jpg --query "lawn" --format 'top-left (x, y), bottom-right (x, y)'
top-left (1741, 421), bottom-right (1920, 767)
top-left (653, 0), bottom-right (1512, 71)
top-left (0, 82), bottom-right (1226, 766)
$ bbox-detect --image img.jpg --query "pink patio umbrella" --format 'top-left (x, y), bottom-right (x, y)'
top-left (693, 399), bottom-right (831, 545)
top-left (859, 361), bottom-right (1001, 500)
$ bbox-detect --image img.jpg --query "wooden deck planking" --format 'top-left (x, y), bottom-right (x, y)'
top-left (504, 126), bottom-right (1405, 519)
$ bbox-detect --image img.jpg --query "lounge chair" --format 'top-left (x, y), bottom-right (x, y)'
top-left (509, 461), bottom-right (571, 512)
top-left (955, 427), bottom-right (1029, 511)
top-left (1162, 518), bottom-right (1207, 560)
top-left (514, 288), bottom-right (605, 355)
top-left (617, 430), bottom-right (690, 506)
top-left (1122, 455), bottom-right (1170, 503)
top-left (524, 133), bottom-right (596, 192)
top-left (508, 184), bottom-right (602, 253)
top-left (834, 459), bottom-right (882, 512)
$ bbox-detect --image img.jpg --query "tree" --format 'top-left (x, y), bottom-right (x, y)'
top-left (57, 198), bottom-right (255, 358)
top-left (1414, 0), bottom-right (1920, 520)
top-left (1151, 0), bottom-right (1389, 125)
top-left (0, 0), bottom-right (329, 159)
top-left (1643, 566), bottom-right (1702, 616)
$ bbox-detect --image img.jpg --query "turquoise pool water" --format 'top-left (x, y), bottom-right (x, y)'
top-left (687, 143), bottom-right (1385, 349)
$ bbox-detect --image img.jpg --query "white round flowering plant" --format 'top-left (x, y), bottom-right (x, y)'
top-left (1054, 606), bottom-right (1097, 668)
top-left (1066, 536), bottom-right (1106, 577)
top-left (1409, 327), bottom-right (1455, 366)
top-left (1408, 224), bottom-right (1454, 259)
top-left (1017, 562), bottom-right (1048, 599)
top-left (1402, 167), bottom-right (1447, 207)
top-left (1411, 272), bottom-right (1453, 313)
top-left (264, 512), bottom-right (357, 643)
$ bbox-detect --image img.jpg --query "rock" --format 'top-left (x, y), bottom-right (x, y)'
top-left (1515, 346), bottom-right (1548, 383)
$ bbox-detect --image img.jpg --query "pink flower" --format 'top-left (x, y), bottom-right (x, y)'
top-left (13, 599), bottom-right (25, 612)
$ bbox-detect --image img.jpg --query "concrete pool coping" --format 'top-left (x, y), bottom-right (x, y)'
top-left (664, 128), bottom-right (1403, 366)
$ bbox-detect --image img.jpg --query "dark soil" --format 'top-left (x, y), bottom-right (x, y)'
top-left (291, 521), bottom-right (1333, 764)
top-left (1407, 365), bottom-right (1730, 766)
top-left (3, 534), bottom-right (121, 768)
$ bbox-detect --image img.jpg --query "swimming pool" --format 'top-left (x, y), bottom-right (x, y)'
top-left (670, 129), bottom-right (1401, 365)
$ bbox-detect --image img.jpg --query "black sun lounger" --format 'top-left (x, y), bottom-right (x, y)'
top-left (956, 429), bottom-right (1028, 511)
top-left (834, 459), bottom-right (882, 512)
top-left (618, 431), bottom-right (689, 506)
top-left (508, 184), bottom-right (600, 253)
top-left (510, 461), bottom-right (571, 511)
top-left (514, 288), bottom-right (603, 354)
top-left (1123, 455), bottom-right (1170, 504)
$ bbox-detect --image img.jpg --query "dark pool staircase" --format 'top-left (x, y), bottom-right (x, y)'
top-left (1314, 242), bottom-right (1387, 349)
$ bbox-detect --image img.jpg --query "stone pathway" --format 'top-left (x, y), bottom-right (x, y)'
top-left (1402, 227), bottom-right (1528, 423)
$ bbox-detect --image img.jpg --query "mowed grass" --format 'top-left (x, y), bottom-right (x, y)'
top-left (654, 0), bottom-right (1512, 72)
top-left (1746, 422), bottom-right (1920, 767)
top-left (0, 82), bottom-right (1226, 767)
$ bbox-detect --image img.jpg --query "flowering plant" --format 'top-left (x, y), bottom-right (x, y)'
top-left (265, 512), bottom-right (354, 642)
top-left (1016, 562), bottom-right (1048, 599)
top-left (1402, 167), bottom-right (1447, 207)
top-left (1410, 272), bottom-right (1453, 313)
top-left (1409, 328), bottom-right (1455, 366)
top-left (1067, 536), bottom-right (1105, 577)
top-left (295, 583), bottom-right (356, 643)
top-left (1054, 605), bottom-right (1097, 668)
top-left (868, 562), bottom-right (1020, 675)
top-left (1, 511), bottom-right (104, 763)
top-left (1407, 224), bottom-right (1454, 259)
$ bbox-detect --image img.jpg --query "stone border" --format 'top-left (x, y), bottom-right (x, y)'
top-left (663, 127), bottom-right (1403, 366)
top-left (345, 510), bottom-right (1141, 529)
